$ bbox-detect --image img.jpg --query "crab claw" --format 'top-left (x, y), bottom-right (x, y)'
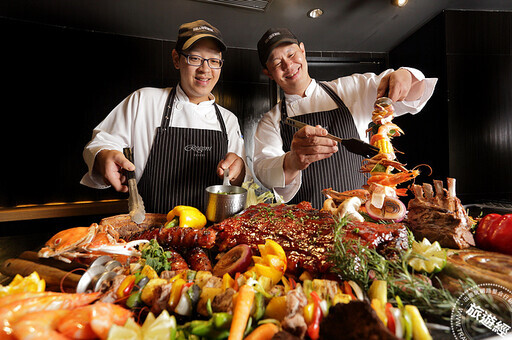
top-left (91, 240), bottom-right (150, 257)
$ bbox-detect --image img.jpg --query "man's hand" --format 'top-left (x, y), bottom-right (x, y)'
top-left (217, 152), bottom-right (246, 186)
top-left (283, 125), bottom-right (338, 184)
top-left (93, 149), bottom-right (135, 192)
top-left (377, 68), bottom-right (424, 102)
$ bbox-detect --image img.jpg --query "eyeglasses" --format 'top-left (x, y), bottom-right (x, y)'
top-left (179, 52), bottom-right (224, 69)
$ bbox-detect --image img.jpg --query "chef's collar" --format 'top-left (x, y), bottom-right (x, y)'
top-left (283, 78), bottom-right (316, 103)
top-left (176, 83), bottom-right (216, 105)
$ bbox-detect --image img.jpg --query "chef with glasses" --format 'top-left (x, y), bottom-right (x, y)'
top-left (81, 20), bottom-right (246, 214)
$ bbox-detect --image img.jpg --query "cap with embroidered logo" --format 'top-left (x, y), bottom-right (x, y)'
top-left (257, 28), bottom-right (300, 67)
top-left (176, 20), bottom-right (227, 52)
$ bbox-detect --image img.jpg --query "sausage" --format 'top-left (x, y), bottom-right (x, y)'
top-left (166, 248), bottom-right (189, 271)
top-left (156, 226), bottom-right (217, 249)
top-left (184, 247), bottom-right (212, 272)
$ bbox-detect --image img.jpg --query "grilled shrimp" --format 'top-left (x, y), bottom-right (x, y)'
top-left (12, 310), bottom-right (70, 340)
top-left (58, 302), bottom-right (132, 340)
top-left (0, 292), bottom-right (100, 338)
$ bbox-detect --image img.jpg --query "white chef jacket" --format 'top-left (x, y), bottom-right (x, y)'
top-left (81, 85), bottom-right (246, 188)
top-left (253, 68), bottom-right (438, 202)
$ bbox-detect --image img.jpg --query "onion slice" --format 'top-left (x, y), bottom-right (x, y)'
top-left (365, 196), bottom-right (406, 222)
top-left (348, 280), bottom-right (365, 301)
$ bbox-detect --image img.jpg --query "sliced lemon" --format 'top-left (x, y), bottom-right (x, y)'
top-left (7, 271), bottom-right (45, 294)
top-left (408, 238), bottom-right (447, 273)
top-left (141, 312), bottom-right (156, 334)
top-left (143, 310), bottom-right (176, 340)
top-left (107, 324), bottom-right (140, 340)
top-left (124, 318), bottom-right (142, 338)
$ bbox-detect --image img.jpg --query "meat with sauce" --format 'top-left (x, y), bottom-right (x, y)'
top-left (406, 178), bottom-right (475, 249)
top-left (213, 202), bottom-right (408, 276)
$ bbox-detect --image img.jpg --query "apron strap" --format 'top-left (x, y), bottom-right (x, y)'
top-left (213, 103), bottom-right (228, 136)
top-left (280, 81), bottom-right (343, 121)
top-left (280, 99), bottom-right (288, 120)
top-left (160, 87), bottom-right (177, 130)
top-left (317, 82), bottom-right (345, 108)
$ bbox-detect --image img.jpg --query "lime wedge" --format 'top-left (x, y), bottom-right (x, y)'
top-left (408, 238), bottom-right (447, 273)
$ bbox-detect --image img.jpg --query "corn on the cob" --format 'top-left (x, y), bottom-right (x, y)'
top-left (374, 139), bottom-right (393, 154)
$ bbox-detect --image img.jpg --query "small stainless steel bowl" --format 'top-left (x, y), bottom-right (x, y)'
top-left (205, 184), bottom-right (247, 223)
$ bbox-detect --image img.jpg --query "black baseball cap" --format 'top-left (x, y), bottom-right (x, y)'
top-left (175, 20), bottom-right (227, 52)
top-left (257, 28), bottom-right (300, 67)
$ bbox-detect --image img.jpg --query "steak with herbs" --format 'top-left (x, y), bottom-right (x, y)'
top-left (406, 178), bottom-right (475, 249)
top-left (212, 202), bottom-right (408, 276)
top-left (120, 202), bottom-right (409, 276)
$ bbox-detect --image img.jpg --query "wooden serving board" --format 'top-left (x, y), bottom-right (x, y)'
top-left (438, 248), bottom-right (512, 293)
top-left (0, 251), bottom-right (85, 290)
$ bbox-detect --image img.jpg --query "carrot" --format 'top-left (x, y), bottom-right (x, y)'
top-left (228, 284), bottom-right (255, 340)
top-left (244, 323), bottom-right (279, 340)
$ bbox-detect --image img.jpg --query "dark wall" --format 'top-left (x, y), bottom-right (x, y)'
top-left (390, 10), bottom-right (512, 204)
top-left (1, 17), bottom-right (389, 210)
top-left (0, 17), bottom-right (271, 208)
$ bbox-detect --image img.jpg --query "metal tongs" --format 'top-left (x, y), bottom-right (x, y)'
top-left (284, 117), bottom-right (379, 158)
top-left (123, 147), bottom-right (146, 224)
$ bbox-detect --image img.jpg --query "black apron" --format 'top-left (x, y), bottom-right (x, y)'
top-left (138, 87), bottom-right (228, 213)
top-left (280, 82), bottom-right (366, 208)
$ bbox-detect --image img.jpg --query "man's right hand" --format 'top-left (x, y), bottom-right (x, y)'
top-left (93, 149), bottom-right (135, 193)
top-left (283, 125), bottom-right (338, 184)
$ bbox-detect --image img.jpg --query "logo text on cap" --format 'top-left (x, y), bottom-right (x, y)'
top-left (265, 32), bottom-right (281, 44)
top-left (193, 26), bottom-right (214, 33)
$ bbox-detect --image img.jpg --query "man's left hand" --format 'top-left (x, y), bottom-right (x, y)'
top-left (217, 152), bottom-right (246, 186)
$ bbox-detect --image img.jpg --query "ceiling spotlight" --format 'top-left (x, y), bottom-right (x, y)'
top-left (307, 8), bottom-right (324, 18)
top-left (391, 0), bottom-right (408, 7)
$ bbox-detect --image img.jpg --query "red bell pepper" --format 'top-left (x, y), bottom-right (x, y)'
top-left (385, 302), bottom-right (396, 334)
top-left (307, 291), bottom-right (323, 340)
top-left (343, 281), bottom-right (357, 301)
top-left (475, 213), bottom-right (512, 255)
top-left (117, 274), bottom-right (136, 299)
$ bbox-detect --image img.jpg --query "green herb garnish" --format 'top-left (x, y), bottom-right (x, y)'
top-left (329, 217), bottom-right (457, 317)
top-left (140, 239), bottom-right (173, 274)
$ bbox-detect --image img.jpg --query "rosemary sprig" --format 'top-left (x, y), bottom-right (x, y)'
top-left (329, 217), bottom-right (457, 317)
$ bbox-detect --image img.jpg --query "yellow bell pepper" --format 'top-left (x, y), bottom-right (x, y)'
top-left (166, 205), bottom-right (207, 229)
top-left (168, 278), bottom-right (186, 311)
top-left (371, 298), bottom-right (388, 326)
top-left (264, 296), bottom-right (287, 321)
top-left (304, 302), bottom-right (315, 325)
top-left (405, 305), bottom-right (433, 340)
top-left (368, 280), bottom-right (387, 306)
top-left (140, 265), bottom-right (158, 280)
top-left (222, 273), bottom-right (234, 291)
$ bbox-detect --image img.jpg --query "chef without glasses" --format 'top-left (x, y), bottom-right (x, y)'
top-left (253, 27), bottom-right (438, 209)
